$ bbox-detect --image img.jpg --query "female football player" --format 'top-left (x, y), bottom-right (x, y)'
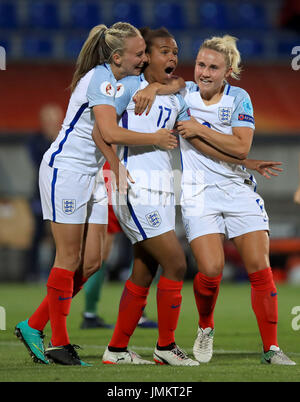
top-left (176, 35), bottom-right (295, 365)
top-left (101, 27), bottom-right (199, 366)
top-left (14, 22), bottom-right (178, 366)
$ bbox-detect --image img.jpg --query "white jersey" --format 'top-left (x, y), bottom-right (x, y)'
top-left (116, 74), bottom-right (190, 193)
top-left (180, 81), bottom-right (256, 187)
top-left (43, 63), bottom-right (131, 175)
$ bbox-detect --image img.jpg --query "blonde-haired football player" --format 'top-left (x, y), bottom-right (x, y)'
top-left (15, 22), bottom-right (177, 366)
top-left (177, 35), bottom-right (295, 365)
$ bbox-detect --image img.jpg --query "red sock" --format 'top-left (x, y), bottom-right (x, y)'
top-left (72, 269), bottom-right (88, 297)
top-left (28, 296), bottom-right (49, 331)
top-left (28, 269), bottom-right (87, 332)
top-left (249, 267), bottom-right (278, 352)
top-left (156, 276), bottom-right (183, 347)
top-left (47, 267), bottom-right (75, 347)
top-left (193, 272), bottom-right (222, 329)
top-left (109, 280), bottom-right (149, 349)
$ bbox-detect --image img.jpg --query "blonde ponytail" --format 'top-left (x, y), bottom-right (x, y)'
top-left (70, 22), bottom-right (141, 92)
top-left (200, 35), bottom-right (242, 80)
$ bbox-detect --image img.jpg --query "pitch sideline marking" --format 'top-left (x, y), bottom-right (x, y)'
top-left (2, 341), bottom-right (300, 356)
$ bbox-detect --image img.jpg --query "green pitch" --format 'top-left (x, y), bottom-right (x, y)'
top-left (0, 280), bottom-right (299, 382)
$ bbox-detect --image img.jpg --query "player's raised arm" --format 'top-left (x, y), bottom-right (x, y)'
top-left (133, 76), bottom-right (186, 116)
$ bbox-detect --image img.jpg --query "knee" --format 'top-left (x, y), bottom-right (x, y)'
top-left (245, 256), bottom-right (269, 275)
top-left (129, 272), bottom-right (153, 288)
top-left (55, 250), bottom-right (82, 272)
top-left (84, 257), bottom-right (102, 278)
top-left (198, 258), bottom-right (224, 278)
top-left (164, 256), bottom-right (187, 282)
top-left (175, 262), bottom-right (187, 281)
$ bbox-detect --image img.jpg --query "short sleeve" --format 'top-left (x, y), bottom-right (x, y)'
top-left (87, 66), bottom-right (117, 108)
top-left (231, 88), bottom-right (255, 129)
top-left (175, 94), bottom-right (190, 122)
top-left (114, 75), bottom-right (141, 116)
top-left (180, 81), bottom-right (199, 99)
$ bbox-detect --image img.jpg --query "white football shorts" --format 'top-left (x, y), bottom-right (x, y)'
top-left (112, 183), bottom-right (176, 244)
top-left (181, 180), bottom-right (269, 243)
top-left (39, 158), bottom-right (108, 224)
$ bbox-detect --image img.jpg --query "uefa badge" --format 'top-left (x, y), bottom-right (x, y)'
top-left (242, 99), bottom-right (253, 114)
top-left (100, 81), bottom-right (115, 97)
top-left (218, 107), bottom-right (232, 124)
top-left (62, 199), bottom-right (76, 215)
top-left (146, 210), bottom-right (161, 228)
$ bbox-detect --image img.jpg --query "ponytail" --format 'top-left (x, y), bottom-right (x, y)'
top-left (70, 22), bottom-right (141, 92)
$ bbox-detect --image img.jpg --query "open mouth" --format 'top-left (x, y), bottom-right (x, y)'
top-left (165, 67), bottom-right (174, 75)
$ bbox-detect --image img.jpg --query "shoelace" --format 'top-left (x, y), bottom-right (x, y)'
top-left (129, 350), bottom-right (143, 359)
top-left (171, 345), bottom-right (188, 360)
top-left (275, 350), bottom-right (289, 362)
top-left (66, 344), bottom-right (82, 360)
top-left (199, 332), bottom-right (212, 349)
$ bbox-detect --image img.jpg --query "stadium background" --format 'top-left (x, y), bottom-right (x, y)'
top-left (0, 0), bottom-right (299, 285)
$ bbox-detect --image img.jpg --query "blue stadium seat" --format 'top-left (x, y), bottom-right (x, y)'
top-left (238, 38), bottom-right (264, 58)
top-left (64, 37), bottom-right (85, 60)
top-left (22, 37), bottom-right (54, 58)
top-left (27, 0), bottom-right (60, 29)
top-left (111, 2), bottom-right (143, 27)
top-left (229, 2), bottom-right (269, 30)
top-left (69, 1), bottom-right (102, 30)
top-left (190, 36), bottom-right (209, 59)
top-left (0, 2), bottom-right (17, 29)
top-left (153, 2), bottom-right (187, 30)
top-left (277, 38), bottom-right (299, 57)
top-left (197, 1), bottom-right (230, 30)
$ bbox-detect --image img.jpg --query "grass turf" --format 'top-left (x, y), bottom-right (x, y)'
top-left (0, 280), bottom-right (299, 383)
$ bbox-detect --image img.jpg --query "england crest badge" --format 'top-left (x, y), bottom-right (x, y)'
top-left (146, 210), bottom-right (161, 227)
top-left (62, 199), bottom-right (76, 214)
top-left (218, 107), bottom-right (232, 124)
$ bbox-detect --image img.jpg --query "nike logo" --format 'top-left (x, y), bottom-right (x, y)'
top-left (116, 357), bottom-right (125, 362)
top-left (171, 304), bottom-right (181, 309)
top-left (32, 343), bottom-right (43, 354)
top-left (58, 296), bottom-right (73, 301)
top-left (45, 346), bottom-right (62, 352)
top-left (270, 291), bottom-right (277, 297)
